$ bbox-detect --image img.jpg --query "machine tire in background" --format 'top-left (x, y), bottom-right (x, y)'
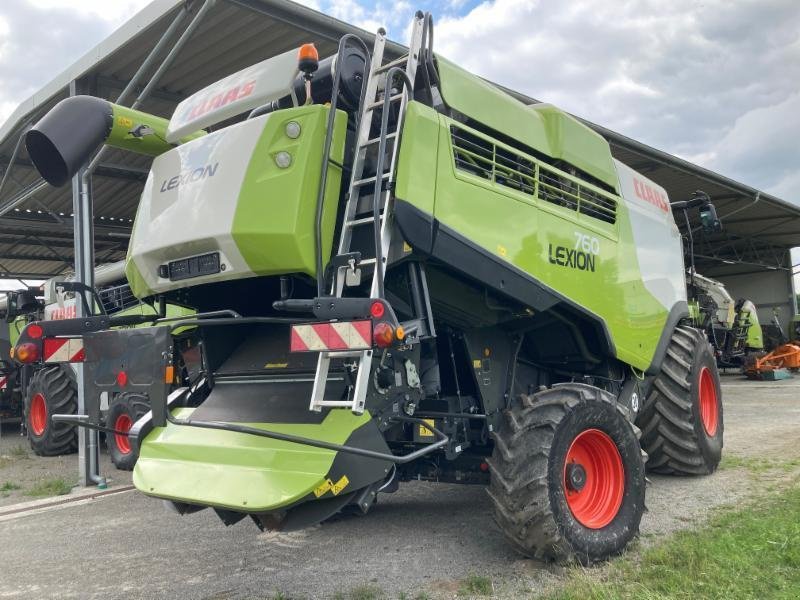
top-left (25, 365), bottom-right (78, 456)
top-left (106, 392), bottom-right (149, 470)
top-left (487, 384), bottom-right (646, 564)
top-left (638, 326), bottom-right (723, 475)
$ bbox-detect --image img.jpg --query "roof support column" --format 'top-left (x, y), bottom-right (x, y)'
top-left (69, 77), bottom-right (104, 488)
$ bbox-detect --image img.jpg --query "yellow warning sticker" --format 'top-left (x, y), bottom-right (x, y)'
top-left (418, 418), bottom-right (435, 437)
top-left (403, 242), bottom-right (412, 254)
top-left (313, 479), bottom-right (333, 498)
top-left (264, 362), bottom-right (289, 369)
top-left (473, 359), bottom-right (482, 369)
top-left (330, 475), bottom-right (350, 495)
top-left (117, 116), bottom-right (134, 129)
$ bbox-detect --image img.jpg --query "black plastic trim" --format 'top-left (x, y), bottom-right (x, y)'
top-left (25, 95), bottom-right (113, 187)
top-left (644, 301), bottom-right (690, 375)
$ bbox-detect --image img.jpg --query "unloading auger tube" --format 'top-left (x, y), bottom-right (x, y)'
top-left (25, 97), bottom-right (206, 187)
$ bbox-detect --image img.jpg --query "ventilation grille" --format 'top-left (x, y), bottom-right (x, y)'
top-left (451, 126), bottom-right (617, 225)
top-left (97, 284), bottom-right (140, 314)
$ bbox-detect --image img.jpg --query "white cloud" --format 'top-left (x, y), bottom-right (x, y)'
top-left (27, 0), bottom-right (150, 22)
top-left (432, 0), bottom-right (800, 201)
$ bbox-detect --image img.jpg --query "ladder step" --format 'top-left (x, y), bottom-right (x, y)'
top-left (322, 350), bottom-right (366, 358)
top-left (346, 215), bottom-right (379, 227)
top-left (373, 56), bottom-right (409, 75)
top-left (359, 258), bottom-right (377, 266)
top-left (364, 132), bottom-right (397, 146)
top-left (352, 172), bottom-right (390, 187)
top-left (366, 93), bottom-right (404, 111)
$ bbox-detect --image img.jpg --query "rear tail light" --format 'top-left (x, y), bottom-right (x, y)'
top-left (15, 342), bottom-right (39, 363)
top-left (373, 322), bottom-right (395, 348)
top-left (370, 301), bottom-right (385, 319)
top-left (27, 324), bottom-right (43, 339)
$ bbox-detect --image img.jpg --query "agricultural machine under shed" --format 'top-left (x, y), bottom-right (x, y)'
top-left (12, 12), bottom-right (724, 563)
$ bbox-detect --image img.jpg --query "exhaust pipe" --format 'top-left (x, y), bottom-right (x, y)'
top-left (25, 96), bottom-right (205, 187)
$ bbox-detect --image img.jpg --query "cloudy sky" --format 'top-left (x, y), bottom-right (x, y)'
top-left (0, 0), bottom-right (797, 198)
top-left (0, 0), bottom-right (798, 286)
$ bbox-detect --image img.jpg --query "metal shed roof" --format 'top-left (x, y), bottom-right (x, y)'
top-left (0, 0), bottom-right (796, 280)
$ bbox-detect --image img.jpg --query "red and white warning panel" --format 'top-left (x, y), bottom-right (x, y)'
top-left (291, 321), bottom-right (372, 353)
top-left (43, 338), bottom-right (85, 363)
top-left (0, 376), bottom-right (7, 390)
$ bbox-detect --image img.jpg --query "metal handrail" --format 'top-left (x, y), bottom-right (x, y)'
top-left (314, 34), bottom-right (372, 297)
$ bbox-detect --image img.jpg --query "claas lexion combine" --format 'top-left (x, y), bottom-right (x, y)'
top-left (12, 13), bottom-right (724, 562)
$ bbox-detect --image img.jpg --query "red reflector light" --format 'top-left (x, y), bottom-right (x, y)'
top-left (116, 371), bottom-right (128, 387)
top-left (27, 324), bottom-right (43, 339)
top-left (15, 342), bottom-right (39, 363)
top-left (370, 301), bottom-right (385, 319)
top-left (373, 322), bottom-right (394, 348)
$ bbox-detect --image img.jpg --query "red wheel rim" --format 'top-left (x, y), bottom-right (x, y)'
top-left (114, 414), bottom-right (133, 455)
top-left (564, 429), bottom-right (625, 529)
top-left (698, 367), bottom-right (719, 436)
top-left (30, 392), bottom-right (47, 436)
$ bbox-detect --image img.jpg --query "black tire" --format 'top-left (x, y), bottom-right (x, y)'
top-left (637, 326), bottom-right (723, 475)
top-left (487, 383), bottom-right (646, 564)
top-left (106, 392), bottom-right (149, 470)
top-left (25, 365), bottom-right (78, 456)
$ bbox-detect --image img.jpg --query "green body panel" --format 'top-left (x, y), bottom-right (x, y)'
top-left (435, 58), bottom-right (619, 191)
top-left (124, 260), bottom-right (149, 301)
top-left (134, 407), bottom-right (371, 512)
top-left (395, 102), bottom-right (440, 215)
top-left (232, 106), bottom-right (347, 277)
top-left (8, 316), bottom-right (25, 347)
top-left (107, 104), bottom-right (205, 156)
top-left (738, 305), bottom-right (764, 350)
top-left (688, 300), bottom-right (701, 323)
top-left (395, 103), bottom-right (670, 370)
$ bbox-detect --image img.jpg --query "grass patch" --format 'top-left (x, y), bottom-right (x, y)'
top-left (720, 454), bottom-right (800, 474)
top-left (547, 483), bottom-right (800, 599)
top-left (9, 445), bottom-right (28, 458)
top-left (459, 574), bottom-right (493, 596)
top-left (333, 585), bottom-right (385, 600)
top-left (24, 477), bottom-right (73, 498)
top-left (1, 481), bottom-right (20, 491)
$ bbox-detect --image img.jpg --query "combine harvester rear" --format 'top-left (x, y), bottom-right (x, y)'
top-left (13, 12), bottom-right (724, 563)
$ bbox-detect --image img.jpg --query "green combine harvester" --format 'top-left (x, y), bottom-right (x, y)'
top-left (12, 12), bottom-right (724, 563)
top-left (686, 271), bottom-right (764, 369)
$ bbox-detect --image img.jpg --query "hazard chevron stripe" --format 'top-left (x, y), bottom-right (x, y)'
top-left (290, 321), bottom-right (372, 352)
top-left (43, 338), bottom-right (85, 363)
top-left (0, 376), bottom-right (7, 390)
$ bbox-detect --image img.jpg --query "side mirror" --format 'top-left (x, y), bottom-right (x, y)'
top-left (699, 201), bottom-right (722, 234)
top-left (4, 290), bottom-right (41, 322)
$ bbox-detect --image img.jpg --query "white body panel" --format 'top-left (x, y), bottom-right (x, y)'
top-left (614, 159), bottom-right (686, 309)
top-left (691, 272), bottom-right (736, 326)
top-left (167, 48), bottom-right (299, 143)
top-left (128, 115), bottom-right (270, 295)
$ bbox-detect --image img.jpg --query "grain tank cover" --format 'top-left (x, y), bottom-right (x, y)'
top-left (166, 48), bottom-right (301, 143)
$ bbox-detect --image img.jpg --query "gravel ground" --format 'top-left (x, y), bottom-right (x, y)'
top-left (0, 375), bottom-right (798, 599)
top-left (0, 427), bottom-right (131, 507)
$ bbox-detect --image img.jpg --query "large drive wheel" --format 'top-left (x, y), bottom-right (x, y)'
top-left (487, 383), bottom-right (646, 564)
top-left (106, 392), bottom-right (149, 470)
top-left (638, 326), bottom-right (723, 475)
top-left (25, 365), bottom-right (78, 456)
